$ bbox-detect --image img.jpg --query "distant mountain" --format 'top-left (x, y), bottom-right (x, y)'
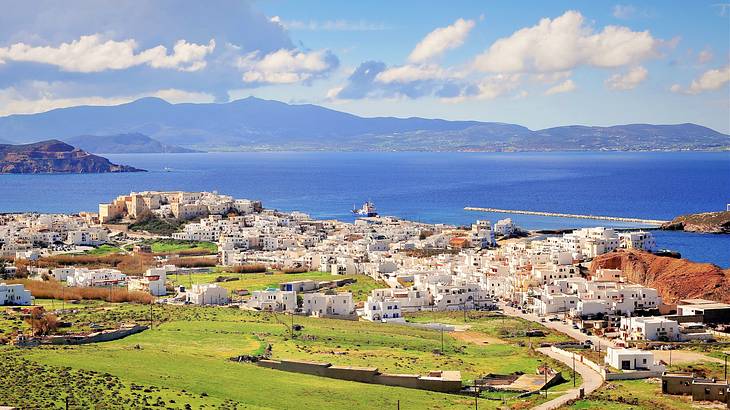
top-left (0, 98), bottom-right (727, 151)
top-left (64, 133), bottom-right (201, 154)
top-left (0, 140), bottom-right (144, 174)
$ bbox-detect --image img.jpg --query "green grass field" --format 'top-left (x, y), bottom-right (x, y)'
top-left (1, 302), bottom-right (580, 409)
top-left (82, 244), bottom-right (124, 255)
top-left (149, 240), bottom-right (218, 254)
top-left (169, 271), bottom-right (385, 302)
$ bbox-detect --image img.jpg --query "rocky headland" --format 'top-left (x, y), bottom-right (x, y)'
top-left (0, 140), bottom-right (144, 173)
top-left (661, 211), bottom-right (730, 234)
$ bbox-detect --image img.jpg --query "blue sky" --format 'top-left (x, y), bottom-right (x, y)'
top-left (1, 0), bottom-right (728, 132)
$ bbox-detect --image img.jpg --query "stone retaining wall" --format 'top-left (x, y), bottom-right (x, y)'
top-left (256, 359), bottom-right (462, 392)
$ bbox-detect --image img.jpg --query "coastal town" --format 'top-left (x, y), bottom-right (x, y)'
top-left (1, 190), bottom-right (729, 409)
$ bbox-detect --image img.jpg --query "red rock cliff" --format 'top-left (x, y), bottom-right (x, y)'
top-left (590, 249), bottom-right (730, 304)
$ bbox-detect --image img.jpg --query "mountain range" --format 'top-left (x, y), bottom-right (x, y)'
top-left (0, 97), bottom-right (727, 152)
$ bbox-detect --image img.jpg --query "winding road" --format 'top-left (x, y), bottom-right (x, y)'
top-left (533, 347), bottom-right (604, 410)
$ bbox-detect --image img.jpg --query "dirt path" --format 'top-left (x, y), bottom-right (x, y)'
top-left (653, 350), bottom-right (725, 365)
top-left (450, 330), bottom-right (507, 345)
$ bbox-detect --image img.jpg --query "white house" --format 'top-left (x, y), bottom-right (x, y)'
top-left (50, 267), bottom-right (75, 281)
top-left (0, 283), bottom-right (33, 306)
top-left (605, 347), bottom-right (665, 372)
top-left (620, 316), bottom-right (679, 341)
top-left (363, 296), bottom-right (403, 322)
top-left (246, 289), bottom-right (297, 312)
top-left (66, 268), bottom-right (126, 287)
top-left (128, 266), bottom-right (172, 296)
top-left (494, 218), bottom-right (516, 236)
top-left (187, 283), bottom-right (229, 305)
top-left (301, 292), bottom-right (354, 317)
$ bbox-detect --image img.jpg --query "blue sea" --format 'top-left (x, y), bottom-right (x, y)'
top-left (1, 151), bottom-right (728, 267)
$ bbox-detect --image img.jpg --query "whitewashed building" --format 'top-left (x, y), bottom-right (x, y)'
top-left (246, 289), bottom-right (297, 312)
top-left (301, 293), bottom-right (354, 317)
top-left (66, 268), bottom-right (126, 287)
top-left (605, 347), bottom-right (665, 372)
top-left (128, 266), bottom-right (173, 296)
top-left (0, 283), bottom-right (33, 306)
top-left (187, 283), bottom-right (229, 305)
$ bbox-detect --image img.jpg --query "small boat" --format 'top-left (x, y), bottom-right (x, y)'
top-left (352, 201), bottom-right (378, 217)
top-left (163, 167), bottom-right (172, 172)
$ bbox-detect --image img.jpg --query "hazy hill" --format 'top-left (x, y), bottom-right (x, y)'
top-left (0, 140), bottom-right (143, 173)
top-left (64, 133), bottom-right (201, 154)
top-left (0, 97), bottom-right (727, 151)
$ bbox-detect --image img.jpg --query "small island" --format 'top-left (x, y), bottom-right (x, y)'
top-left (0, 140), bottom-right (144, 174)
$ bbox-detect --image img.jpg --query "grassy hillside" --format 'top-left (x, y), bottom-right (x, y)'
top-left (2, 302), bottom-right (579, 409)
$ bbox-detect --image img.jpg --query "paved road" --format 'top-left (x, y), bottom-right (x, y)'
top-left (498, 302), bottom-right (618, 351)
top-left (533, 347), bottom-right (604, 410)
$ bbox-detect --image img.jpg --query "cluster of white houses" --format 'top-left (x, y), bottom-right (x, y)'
top-left (4, 192), bottom-right (728, 345)
top-left (0, 213), bottom-right (109, 258)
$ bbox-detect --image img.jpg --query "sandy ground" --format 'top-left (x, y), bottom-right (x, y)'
top-left (653, 350), bottom-right (725, 365)
top-left (449, 330), bottom-right (507, 345)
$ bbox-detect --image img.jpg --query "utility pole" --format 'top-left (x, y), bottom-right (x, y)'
top-left (290, 313), bottom-right (294, 339)
top-left (474, 381), bottom-right (478, 410)
top-left (669, 348), bottom-right (672, 367)
top-left (149, 301), bottom-right (153, 328)
top-left (572, 353), bottom-right (576, 387)
top-left (724, 354), bottom-right (727, 381)
top-left (441, 326), bottom-right (444, 353)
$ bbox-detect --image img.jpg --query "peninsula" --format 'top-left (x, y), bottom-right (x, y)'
top-left (0, 140), bottom-right (144, 174)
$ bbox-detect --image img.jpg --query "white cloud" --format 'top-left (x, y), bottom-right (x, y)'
top-left (698, 49), bottom-right (714, 64)
top-left (472, 11), bottom-right (657, 73)
top-left (270, 17), bottom-right (390, 31)
top-left (672, 65), bottom-right (730, 94)
top-left (0, 83), bottom-right (215, 116)
top-left (0, 35), bottom-right (215, 73)
top-left (408, 18), bottom-right (475, 63)
top-left (605, 66), bottom-right (648, 90)
top-left (375, 64), bottom-right (448, 83)
top-left (612, 5), bottom-right (637, 19)
top-left (475, 74), bottom-right (522, 100)
top-left (150, 89), bottom-right (215, 104)
top-left (532, 71), bottom-right (572, 84)
top-left (237, 48), bottom-right (338, 84)
top-left (545, 79), bottom-right (577, 95)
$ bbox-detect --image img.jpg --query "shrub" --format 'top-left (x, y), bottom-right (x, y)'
top-left (7, 279), bottom-right (153, 304)
top-left (167, 257), bottom-right (217, 268)
top-left (228, 264), bottom-right (267, 274)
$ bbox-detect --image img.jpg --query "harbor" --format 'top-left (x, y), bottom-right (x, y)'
top-left (464, 207), bottom-right (669, 226)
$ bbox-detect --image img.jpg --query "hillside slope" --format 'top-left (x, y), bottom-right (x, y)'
top-left (590, 249), bottom-right (730, 304)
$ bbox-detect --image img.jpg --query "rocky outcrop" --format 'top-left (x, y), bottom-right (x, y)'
top-left (661, 211), bottom-right (730, 234)
top-left (0, 140), bottom-right (144, 173)
top-left (590, 249), bottom-right (730, 304)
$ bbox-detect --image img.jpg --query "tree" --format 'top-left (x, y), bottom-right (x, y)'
top-left (0, 262), bottom-right (6, 280)
top-left (25, 307), bottom-right (59, 336)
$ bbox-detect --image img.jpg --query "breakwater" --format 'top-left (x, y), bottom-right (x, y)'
top-left (465, 207), bottom-right (668, 226)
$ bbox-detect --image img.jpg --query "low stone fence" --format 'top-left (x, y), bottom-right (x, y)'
top-left (42, 325), bottom-right (148, 345)
top-left (257, 359), bottom-right (462, 393)
top-left (549, 346), bottom-right (662, 380)
top-left (604, 370), bottom-right (662, 380)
